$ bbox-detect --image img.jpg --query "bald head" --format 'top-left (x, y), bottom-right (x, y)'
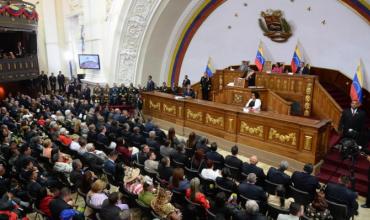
top-left (250, 155), bottom-right (258, 165)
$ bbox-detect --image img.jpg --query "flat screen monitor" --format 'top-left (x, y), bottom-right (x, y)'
top-left (78, 54), bottom-right (100, 69)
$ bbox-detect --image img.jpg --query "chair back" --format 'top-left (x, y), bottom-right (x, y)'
top-left (143, 167), bottom-right (158, 180)
top-left (326, 199), bottom-right (349, 220)
top-left (171, 188), bottom-right (186, 205)
top-left (184, 166), bottom-right (199, 180)
top-left (156, 174), bottom-right (169, 188)
top-left (184, 196), bottom-right (204, 219)
top-left (103, 169), bottom-right (119, 187)
top-left (264, 179), bottom-right (280, 195)
top-left (212, 160), bottom-right (223, 170)
top-left (215, 182), bottom-right (233, 196)
top-left (289, 185), bottom-right (312, 206)
top-left (198, 173), bottom-right (216, 196)
top-left (135, 199), bottom-right (151, 214)
top-left (133, 160), bottom-right (145, 173)
top-left (96, 213), bottom-right (102, 220)
top-left (206, 209), bottom-right (216, 220)
top-left (266, 203), bottom-right (290, 219)
top-left (224, 163), bottom-right (240, 181)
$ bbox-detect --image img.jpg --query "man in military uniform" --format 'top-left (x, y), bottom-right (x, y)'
top-left (49, 72), bottom-right (57, 93)
top-left (200, 72), bottom-right (211, 100)
top-left (92, 84), bottom-right (101, 103)
top-left (119, 83), bottom-right (128, 105)
top-left (103, 84), bottom-right (110, 105)
top-left (41, 71), bottom-right (48, 94)
top-left (57, 71), bottom-right (65, 93)
top-left (109, 83), bottom-right (119, 105)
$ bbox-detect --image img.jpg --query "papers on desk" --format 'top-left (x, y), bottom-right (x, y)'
top-left (227, 82), bottom-right (235, 86)
top-left (174, 96), bottom-right (185, 100)
top-left (243, 107), bottom-right (249, 112)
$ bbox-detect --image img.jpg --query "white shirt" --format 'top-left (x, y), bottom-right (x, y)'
top-left (277, 214), bottom-right (300, 220)
top-left (244, 98), bottom-right (261, 111)
top-left (200, 168), bottom-right (221, 181)
top-left (70, 141), bottom-right (81, 152)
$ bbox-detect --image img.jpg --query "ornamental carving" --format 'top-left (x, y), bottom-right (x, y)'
top-left (116, 0), bottom-right (158, 84)
top-left (163, 104), bottom-right (176, 115)
top-left (233, 93), bottom-right (243, 104)
top-left (205, 114), bottom-right (224, 128)
top-left (186, 109), bottom-right (202, 121)
top-left (304, 82), bottom-right (313, 116)
top-left (259, 9), bottom-right (292, 43)
top-left (228, 118), bottom-right (234, 132)
top-left (149, 100), bottom-right (160, 111)
top-left (240, 121), bottom-right (264, 137)
top-left (304, 135), bottom-right (313, 151)
top-left (268, 128), bottom-right (296, 146)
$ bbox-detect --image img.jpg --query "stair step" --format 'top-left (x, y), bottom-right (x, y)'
top-left (319, 163), bottom-right (368, 184)
top-left (317, 173), bottom-right (368, 196)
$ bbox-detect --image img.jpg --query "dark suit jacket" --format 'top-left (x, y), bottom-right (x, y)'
top-left (131, 133), bottom-right (146, 148)
top-left (216, 177), bottom-right (237, 192)
top-left (82, 152), bottom-right (104, 172)
top-left (103, 160), bottom-right (116, 175)
top-left (339, 108), bottom-right (366, 135)
top-left (171, 151), bottom-right (189, 165)
top-left (96, 133), bottom-right (109, 146)
top-left (242, 163), bottom-right (266, 186)
top-left (100, 200), bottom-right (122, 220)
top-left (266, 167), bottom-right (290, 186)
top-left (183, 89), bottom-right (195, 98)
top-left (206, 151), bottom-right (224, 168)
top-left (158, 165), bottom-right (173, 181)
top-left (291, 171), bottom-right (320, 195)
top-left (325, 182), bottom-right (358, 217)
top-left (146, 138), bottom-right (160, 152)
top-left (146, 80), bottom-right (155, 91)
top-left (225, 155), bottom-right (243, 169)
top-left (238, 182), bottom-right (267, 202)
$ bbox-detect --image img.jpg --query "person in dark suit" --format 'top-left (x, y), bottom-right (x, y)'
top-left (242, 155), bottom-right (265, 187)
top-left (171, 144), bottom-right (188, 165)
top-left (144, 117), bottom-right (155, 132)
top-left (291, 163), bottom-right (320, 196)
top-left (69, 159), bottom-right (84, 188)
top-left (103, 151), bottom-right (118, 175)
top-left (206, 142), bottom-right (224, 169)
top-left (41, 71), bottom-right (49, 94)
top-left (339, 100), bottom-right (367, 145)
top-left (57, 71), bottom-right (65, 93)
top-left (302, 63), bottom-right (311, 75)
top-left (96, 126), bottom-right (109, 147)
top-left (183, 85), bottom-right (195, 98)
top-left (82, 144), bottom-right (104, 173)
top-left (158, 157), bottom-right (173, 181)
top-left (225, 145), bottom-right (243, 169)
top-left (146, 75), bottom-right (155, 91)
top-left (200, 72), bottom-right (211, 100)
top-left (146, 131), bottom-right (160, 152)
top-left (49, 73), bottom-right (57, 93)
top-left (238, 173), bottom-right (267, 204)
top-left (131, 127), bottom-right (146, 148)
top-left (266, 160), bottom-right (291, 187)
top-left (49, 188), bottom-right (84, 220)
top-left (234, 200), bottom-right (268, 220)
top-left (325, 175), bottom-right (358, 217)
top-left (216, 167), bottom-right (237, 192)
top-left (182, 75), bottom-right (191, 90)
top-left (100, 192), bottom-right (128, 220)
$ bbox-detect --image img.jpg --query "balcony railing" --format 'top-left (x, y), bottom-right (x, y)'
top-left (0, 56), bottom-right (39, 82)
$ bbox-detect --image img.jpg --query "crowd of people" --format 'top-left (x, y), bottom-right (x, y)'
top-left (0, 84), bottom-right (362, 220)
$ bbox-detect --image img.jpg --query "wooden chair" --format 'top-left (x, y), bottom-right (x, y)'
top-left (289, 185), bottom-right (312, 206)
top-left (224, 163), bottom-right (240, 181)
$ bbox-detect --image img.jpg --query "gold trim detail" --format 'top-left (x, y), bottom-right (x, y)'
top-left (304, 135), bottom-right (313, 151)
top-left (178, 106), bottom-right (182, 118)
top-left (240, 121), bottom-right (264, 137)
top-left (268, 128), bottom-right (296, 145)
top-left (228, 118), bottom-right (234, 132)
top-left (205, 114), bottom-right (224, 127)
top-left (186, 109), bottom-right (202, 121)
top-left (233, 93), bottom-right (243, 104)
top-left (304, 82), bottom-right (313, 116)
top-left (163, 104), bottom-right (176, 115)
top-left (149, 100), bottom-right (160, 111)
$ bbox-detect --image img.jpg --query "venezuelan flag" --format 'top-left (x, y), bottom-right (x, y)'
top-left (205, 57), bottom-right (215, 77)
top-left (350, 61), bottom-right (365, 103)
top-left (255, 42), bottom-right (265, 72)
top-left (291, 45), bottom-right (302, 73)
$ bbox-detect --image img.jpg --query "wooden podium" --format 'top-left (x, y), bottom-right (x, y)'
top-left (233, 77), bottom-right (247, 88)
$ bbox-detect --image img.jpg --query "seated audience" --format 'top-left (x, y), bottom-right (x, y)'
top-left (216, 167), bottom-right (237, 192)
top-left (234, 200), bottom-right (267, 220)
top-left (144, 151), bottom-right (159, 172)
top-left (169, 168), bottom-right (190, 191)
top-left (124, 167), bottom-right (143, 195)
top-left (305, 191), bottom-right (333, 220)
top-left (100, 192), bottom-right (130, 220)
top-left (87, 179), bottom-right (108, 208)
top-left (69, 159), bottom-right (84, 187)
top-left (151, 188), bottom-right (182, 220)
top-left (325, 175), bottom-right (358, 217)
top-left (53, 152), bottom-right (73, 173)
top-left (158, 157), bottom-right (173, 181)
top-left (167, 127), bottom-right (180, 148)
top-left (200, 160), bottom-right (221, 181)
top-left (103, 150), bottom-right (118, 175)
top-left (241, 155), bottom-right (265, 187)
top-left (38, 187), bottom-right (59, 218)
top-left (49, 187), bottom-right (84, 220)
top-left (291, 163), bottom-right (320, 196)
top-left (171, 143), bottom-right (188, 165)
top-left (80, 170), bottom-right (97, 194)
top-left (133, 144), bottom-right (150, 165)
top-left (58, 128), bottom-right (72, 146)
top-left (266, 160), bottom-right (291, 187)
top-left (277, 202), bottom-right (304, 220)
top-left (146, 131), bottom-right (160, 152)
top-left (205, 142), bottom-right (224, 169)
top-left (189, 149), bottom-right (205, 171)
top-left (238, 173), bottom-right (267, 204)
top-left (138, 178), bottom-right (155, 206)
top-left (186, 177), bottom-right (210, 209)
top-left (268, 185), bottom-right (294, 209)
top-left (224, 145), bottom-right (243, 169)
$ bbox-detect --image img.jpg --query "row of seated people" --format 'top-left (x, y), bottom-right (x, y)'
top-left (0, 91), bottom-right (358, 220)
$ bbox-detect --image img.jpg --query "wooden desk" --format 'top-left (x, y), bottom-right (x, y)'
top-left (142, 91), bottom-right (330, 164)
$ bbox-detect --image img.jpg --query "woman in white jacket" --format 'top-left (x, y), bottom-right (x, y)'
top-left (243, 92), bottom-right (261, 112)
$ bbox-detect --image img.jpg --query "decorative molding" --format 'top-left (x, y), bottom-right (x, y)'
top-left (205, 113), bottom-right (224, 127)
top-left (304, 135), bottom-right (313, 151)
top-left (149, 100), bottom-right (160, 111)
top-left (233, 93), bottom-right (243, 104)
top-left (186, 109), bottom-right (202, 121)
top-left (115, 0), bottom-right (159, 84)
top-left (304, 82), bottom-right (313, 116)
top-left (228, 118), bottom-right (234, 132)
top-left (163, 104), bottom-right (176, 115)
top-left (240, 121), bottom-right (264, 137)
top-left (268, 128), bottom-right (296, 146)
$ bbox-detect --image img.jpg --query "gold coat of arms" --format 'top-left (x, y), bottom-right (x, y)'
top-left (259, 9), bottom-right (292, 43)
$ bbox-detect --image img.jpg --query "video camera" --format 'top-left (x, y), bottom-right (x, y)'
top-left (338, 138), bottom-right (362, 160)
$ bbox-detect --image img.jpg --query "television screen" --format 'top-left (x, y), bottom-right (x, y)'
top-left (78, 54), bottom-right (100, 69)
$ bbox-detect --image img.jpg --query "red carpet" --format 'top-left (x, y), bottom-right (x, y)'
top-left (317, 83), bottom-right (369, 196)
